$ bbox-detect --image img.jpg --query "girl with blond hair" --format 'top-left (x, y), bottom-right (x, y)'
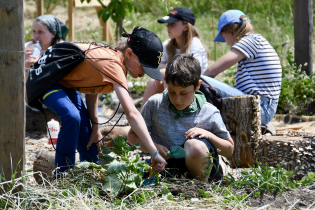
top-left (141, 7), bottom-right (210, 108)
top-left (203, 10), bottom-right (282, 125)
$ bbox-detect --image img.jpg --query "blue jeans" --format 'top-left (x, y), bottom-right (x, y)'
top-left (201, 76), bottom-right (277, 125)
top-left (42, 84), bottom-right (99, 174)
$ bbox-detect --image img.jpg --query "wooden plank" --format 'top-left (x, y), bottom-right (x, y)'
top-left (294, 0), bottom-right (313, 75)
top-left (0, 0), bottom-right (25, 184)
top-left (220, 95), bottom-right (261, 168)
top-left (68, 0), bottom-right (74, 41)
top-left (37, 0), bottom-right (44, 16)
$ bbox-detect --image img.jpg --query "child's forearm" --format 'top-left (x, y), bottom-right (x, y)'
top-left (203, 49), bottom-right (245, 78)
top-left (206, 133), bottom-right (234, 158)
top-left (126, 111), bottom-right (158, 155)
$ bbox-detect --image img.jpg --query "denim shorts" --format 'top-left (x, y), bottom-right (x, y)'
top-left (201, 76), bottom-right (278, 125)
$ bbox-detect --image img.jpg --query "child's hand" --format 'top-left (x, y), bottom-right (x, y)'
top-left (152, 153), bottom-right (166, 172)
top-left (185, 127), bottom-right (212, 140)
top-left (155, 143), bottom-right (170, 160)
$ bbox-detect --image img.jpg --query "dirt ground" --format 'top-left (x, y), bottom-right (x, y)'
top-left (25, 116), bottom-right (315, 209)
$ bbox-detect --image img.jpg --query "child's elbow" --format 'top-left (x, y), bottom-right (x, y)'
top-left (225, 137), bottom-right (234, 158)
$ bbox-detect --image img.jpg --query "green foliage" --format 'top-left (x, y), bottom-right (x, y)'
top-left (221, 65), bottom-right (237, 87)
top-left (225, 162), bottom-right (315, 194)
top-left (223, 189), bottom-right (248, 204)
top-left (99, 136), bottom-right (148, 197)
top-left (202, 152), bottom-right (216, 179)
top-left (277, 51), bottom-right (315, 115)
top-left (85, 0), bottom-right (135, 23)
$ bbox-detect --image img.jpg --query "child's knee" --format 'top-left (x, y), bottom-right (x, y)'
top-left (184, 139), bottom-right (209, 160)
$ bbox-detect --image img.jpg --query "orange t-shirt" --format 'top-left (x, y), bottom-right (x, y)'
top-left (59, 43), bottom-right (128, 94)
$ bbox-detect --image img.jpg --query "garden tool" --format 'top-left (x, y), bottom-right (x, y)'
top-left (166, 146), bottom-right (185, 159)
top-left (142, 147), bottom-right (185, 187)
top-left (141, 163), bottom-right (157, 187)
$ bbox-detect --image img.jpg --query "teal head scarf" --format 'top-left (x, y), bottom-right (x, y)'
top-left (35, 15), bottom-right (69, 40)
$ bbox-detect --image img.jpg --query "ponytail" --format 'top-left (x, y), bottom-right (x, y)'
top-left (221, 15), bottom-right (254, 42)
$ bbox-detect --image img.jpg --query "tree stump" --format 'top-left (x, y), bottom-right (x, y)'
top-left (256, 134), bottom-right (315, 179)
top-left (220, 95), bottom-right (261, 168)
top-left (33, 149), bottom-right (79, 183)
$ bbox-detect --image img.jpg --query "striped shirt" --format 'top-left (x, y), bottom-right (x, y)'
top-left (232, 34), bottom-right (282, 102)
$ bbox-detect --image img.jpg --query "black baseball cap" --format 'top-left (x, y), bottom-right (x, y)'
top-left (157, 7), bottom-right (196, 25)
top-left (122, 26), bottom-right (163, 81)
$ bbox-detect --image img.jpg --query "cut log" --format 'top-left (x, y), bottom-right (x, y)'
top-left (256, 134), bottom-right (315, 179)
top-left (33, 149), bottom-right (79, 183)
top-left (220, 95), bottom-right (261, 168)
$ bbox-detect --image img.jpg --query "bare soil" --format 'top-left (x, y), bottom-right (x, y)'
top-left (25, 116), bottom-right (315, 209)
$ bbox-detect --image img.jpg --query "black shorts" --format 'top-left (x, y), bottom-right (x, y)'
top-left (163, 138), bottom-right (222, 182)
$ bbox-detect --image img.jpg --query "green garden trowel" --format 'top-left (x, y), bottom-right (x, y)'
top-left (166, 146), bottom-right (185, 159)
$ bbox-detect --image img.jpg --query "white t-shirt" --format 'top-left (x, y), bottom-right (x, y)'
top-left (161, 37), bottom-right (208, 74)
top-left (232, 34), bottom-right (282, 102)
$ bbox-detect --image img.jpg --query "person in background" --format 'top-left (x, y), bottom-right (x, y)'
top-left (203, 10), bottom-right (282, 125)
top-left (141, 7), bottom-right (209, 109)
top-left (128, 54), bottom-right (233, 182)
top-left (25, 15), bottom-right (68, 69)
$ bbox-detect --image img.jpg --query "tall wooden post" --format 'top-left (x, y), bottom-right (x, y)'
top-left (68, 0), bottom-right (74, 41)
top-left (294, 0), bottom-right (313, 76)
top-left (37, 0), bottom-right (44, 16)
top-left (0, 0), bottom-right (25, 183)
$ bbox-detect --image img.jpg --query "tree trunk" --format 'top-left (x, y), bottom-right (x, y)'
top-left (220, 95), bottom-right (262, 168)
top-left (0, 0), bottom-right (25, 185)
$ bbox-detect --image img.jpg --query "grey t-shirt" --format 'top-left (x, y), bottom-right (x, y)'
top-left (141, 92), bottom-right (231, 149)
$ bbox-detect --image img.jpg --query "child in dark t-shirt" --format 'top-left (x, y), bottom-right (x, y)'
top-left (128, 54), bottom-right (234, 182)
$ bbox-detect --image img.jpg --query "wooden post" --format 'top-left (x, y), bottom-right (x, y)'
top-left (68, 0), bottom-right (74, 41)
top-left (220, 95), bottom-right (262, 168)
top-left (37, 0), bottom-right (44, 16)
top-left (294, 0), bottom-right (313, 76)
top-left (0, 0), bottom-right (25, 183)
top-left (95, 6), bottom-right (114, 43)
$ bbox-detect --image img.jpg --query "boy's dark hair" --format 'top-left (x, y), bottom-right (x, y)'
top-left (165, 54), bottom-right (201, 88)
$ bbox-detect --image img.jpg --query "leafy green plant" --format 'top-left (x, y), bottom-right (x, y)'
top-left (277, 51), bottom-right (315, 115)
top-left (224, 162), bottom-right (312, 194)
top-left (99, 136), bottom-right (149, 197)
top-left (202, 152), bottom-right (216, 179)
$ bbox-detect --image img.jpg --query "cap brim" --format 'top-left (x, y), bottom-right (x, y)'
top-left (157, 16), bottom-right (180, 24)
top-left (139, 58), bottom-right (163, 81)
top-left (213, 32), bottom-right (226, 42)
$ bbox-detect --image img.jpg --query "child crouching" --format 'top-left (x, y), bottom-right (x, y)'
top-left (128, 54), bottom-right (234, 182)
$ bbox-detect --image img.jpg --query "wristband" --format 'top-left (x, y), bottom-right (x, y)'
top-left (150, 150), bottom-right (159, 164)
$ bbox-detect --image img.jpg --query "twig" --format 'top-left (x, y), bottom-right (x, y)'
top-left (288, 199), bottom-right (300, 210)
